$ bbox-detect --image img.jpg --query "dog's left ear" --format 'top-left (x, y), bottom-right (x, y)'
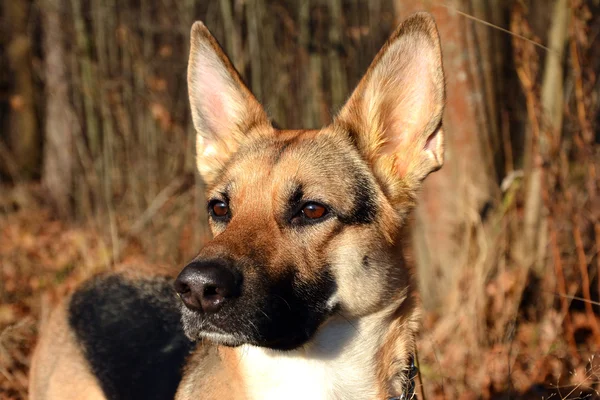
top-left (336, 12), bottom-right (445, 198)
top-left (188, 22), bottom-right (269, 185)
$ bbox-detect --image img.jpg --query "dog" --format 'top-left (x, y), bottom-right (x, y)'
top-left (29, 11), bottom-right (445, 400)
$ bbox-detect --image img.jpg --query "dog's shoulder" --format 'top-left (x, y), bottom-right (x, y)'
top-left (69, 272), bottom-right (196, 400)
top-left (31, 270), bottom-right (196, 400)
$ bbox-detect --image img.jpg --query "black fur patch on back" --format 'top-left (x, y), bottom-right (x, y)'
top-left (68, 274), bottom-right (195, 400)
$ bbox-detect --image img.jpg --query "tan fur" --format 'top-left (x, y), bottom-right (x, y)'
top-left (29, 297), bottom-right (106, 400)
top-left (176, 346), bottom-right (246, 399)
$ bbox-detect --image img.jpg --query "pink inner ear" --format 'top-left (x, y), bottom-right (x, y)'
top-left (377, 44), bottom-right (437, 169)
top-left (383, 72), bottom-right (434, 144)
top-left (424, 128), bottom-right (441, 152)
top-left (193, 51), bottom-right (238, 137)
top-left (202, 90), bottom-right (227, 135)
top-left (424, 130), bottom-right (436, 151)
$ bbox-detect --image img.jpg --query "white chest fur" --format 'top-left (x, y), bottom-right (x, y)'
top-left (236, 317), bottom-right (383, 400)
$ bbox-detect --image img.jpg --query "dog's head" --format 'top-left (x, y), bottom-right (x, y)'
top-left (175, 13), bottom-right (445, 351)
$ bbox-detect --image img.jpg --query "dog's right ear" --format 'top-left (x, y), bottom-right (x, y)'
top-left (188, 22), bottom-right (269, 184)
top-left (335, 12), bottom-right (445, 204)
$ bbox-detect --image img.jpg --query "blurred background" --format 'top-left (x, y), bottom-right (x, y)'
top-left (1, 0), bottom-right (599, 398)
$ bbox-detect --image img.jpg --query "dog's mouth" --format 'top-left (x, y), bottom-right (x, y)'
top-left (178, 295), bottom-right (332, 351)
top-left (179, 307), bottom-right (245, 345)
top-left (195, 328), bottom-right (247, 347)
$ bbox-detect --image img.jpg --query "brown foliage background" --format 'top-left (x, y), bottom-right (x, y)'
top-left (1, 0), bottom-right (599, 398)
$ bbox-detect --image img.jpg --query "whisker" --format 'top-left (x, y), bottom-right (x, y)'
top-left (334, 310), bottom-right (363, 339)
top-left (246, 319), bottom-right (259, 335)
top-left (274, 294), bottom-right (292, 311)
top-left (257, 308), bottom-right (271, 321)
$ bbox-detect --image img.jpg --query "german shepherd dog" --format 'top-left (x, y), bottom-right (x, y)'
top-left (29, 12), bottom-right (445, 400)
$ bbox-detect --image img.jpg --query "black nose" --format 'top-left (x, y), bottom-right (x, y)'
top-left (174, 259), bottom-right (241, 313)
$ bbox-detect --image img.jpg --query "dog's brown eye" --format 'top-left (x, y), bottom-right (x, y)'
top-left (210, 201), bottom-right (229, 217)
top-left (302, 203), bottom-right (327, 219)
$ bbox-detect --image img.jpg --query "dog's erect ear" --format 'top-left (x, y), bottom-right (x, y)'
top-left (188, 22), bottom-right (269, 184)
top-left (335, 12), bottom-right (445, 200)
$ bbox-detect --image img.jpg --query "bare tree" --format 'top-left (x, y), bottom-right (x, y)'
top-left (5, 0), bottom-right (39, 179)
top-left (42, 0), bottom-right (75, 216)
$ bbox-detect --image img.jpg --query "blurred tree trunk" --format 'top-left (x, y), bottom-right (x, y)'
top-left (394, 1), bottom-right (505, 309)
top-left (6, 0), bottom-right (39, 179)
top-left (42, 0), bottom-right (74, 216)
top-left (531, 0), bottom-right (568, 275)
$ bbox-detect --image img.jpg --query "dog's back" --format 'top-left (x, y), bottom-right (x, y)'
top-left (29, 269), bottom-right (194, 400)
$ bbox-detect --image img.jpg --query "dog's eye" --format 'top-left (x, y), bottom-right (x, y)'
top-left (209, 200), bottom-right (229, 219)
top-left (300, 202), bottom-right (328, 220)
top-left (294, 202), bottom-right (327, 222)
top-left (291, 202), bottom-right (329, 226)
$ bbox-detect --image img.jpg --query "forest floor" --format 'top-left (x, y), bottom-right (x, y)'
top-left (0, 184), bottom-right (599, 400)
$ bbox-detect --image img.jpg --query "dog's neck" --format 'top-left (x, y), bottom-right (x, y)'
top-left (235, 296), bottom-right (418, 400)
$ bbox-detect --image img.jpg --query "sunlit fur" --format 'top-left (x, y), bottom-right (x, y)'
top-left (178, 11), bottom-right (445, 400)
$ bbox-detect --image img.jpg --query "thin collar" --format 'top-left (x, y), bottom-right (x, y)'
top-left (388, 356), bottom-right (418, 400)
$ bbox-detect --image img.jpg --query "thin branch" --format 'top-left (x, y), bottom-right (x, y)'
top-left (437, 2), bottom-right (553, 53)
